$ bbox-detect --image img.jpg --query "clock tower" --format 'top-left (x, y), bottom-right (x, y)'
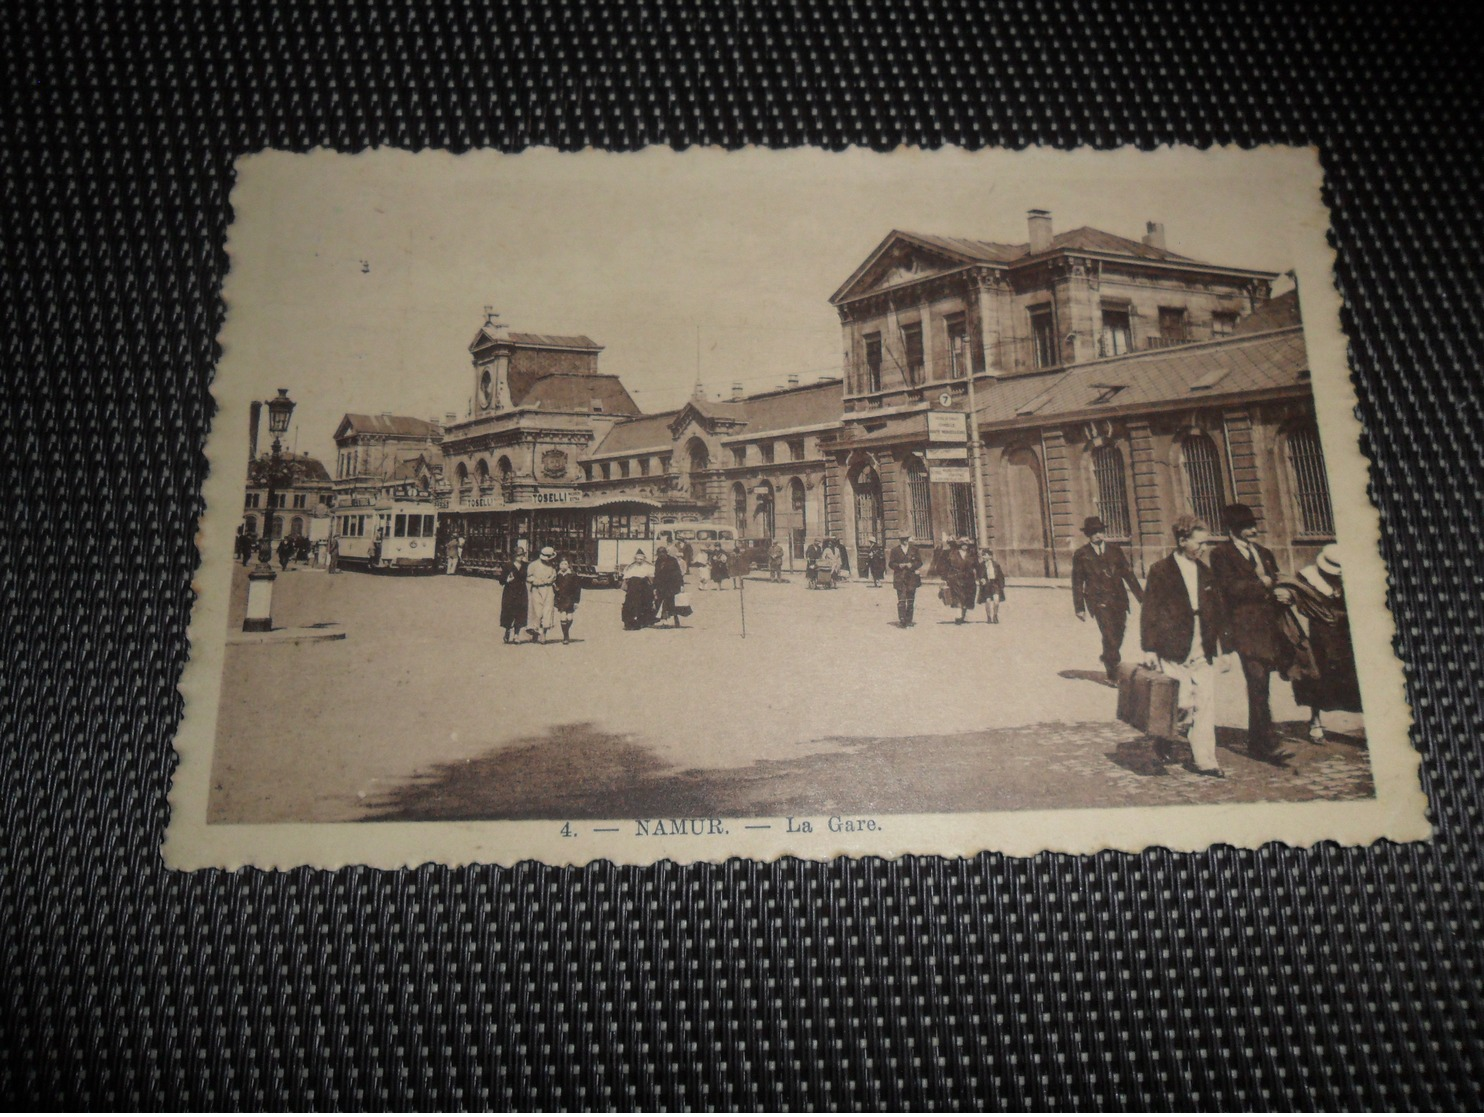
top-left (468, 307), bottom-right (512, 416)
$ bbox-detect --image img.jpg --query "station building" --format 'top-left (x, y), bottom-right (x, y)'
top-left (821, 212), bottom-right (1334, 577)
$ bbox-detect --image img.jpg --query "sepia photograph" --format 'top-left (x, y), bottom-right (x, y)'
top-left (168, 146), bottom-right (1425, 868)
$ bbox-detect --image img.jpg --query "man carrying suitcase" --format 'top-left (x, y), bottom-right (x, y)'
top-left (1140, 514), bottom-right (1228, 777)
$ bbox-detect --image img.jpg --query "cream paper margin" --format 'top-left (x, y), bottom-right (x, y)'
top-left (164, 145), bottom-right (1430, 870)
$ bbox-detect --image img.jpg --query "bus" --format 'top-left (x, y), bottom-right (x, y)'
top-left (334, 500), bottom-right (441, 573)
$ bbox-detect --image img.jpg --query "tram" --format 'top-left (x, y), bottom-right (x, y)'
top-left (334, 499), bottom-right (441, 573)
top-left (440, 498), bottom-right (671, 586)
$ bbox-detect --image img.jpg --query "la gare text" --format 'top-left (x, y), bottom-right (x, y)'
top-left (632, 816), bottom-right (882, 837)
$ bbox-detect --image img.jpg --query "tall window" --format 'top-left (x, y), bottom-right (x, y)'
top-left (1181, 433), bottom-right (1225, 528)
top-left (790, 478), bottom-right (807, 558)
top-left (864, 333), bottom-right (883, 393)
top-left (1030, 307), bottom-right (1057, 369)
top-left (618, 460), bottom-right (630, 478)
top-left (760, 442), bottom-right (775, 464)
top-left (901, 322), bottom-right (924, 384)
top-left (731, 446), bottom-right (746, 467)
top-left (948, 484), bottom-right (975, 539)
top-left (1100, 306), bottom-right (1133, 357)
top-left (733, 483), bottom-right (748, 535)
top-left (1212, 311), bottom-right (1238, 337)
top-left (788, 439), bottom-right (805, 462)
top-left (1091, 444), bottom-right (1132, 538)
top-left (245, 492), bottom-right (261, 508)
top-left (292, 493), bottom-right (307, 509)
top-left (945, 313), bottom-right (969, 379)
top-left (475, 459), bottom-right (491, 489)
top-left (637, 457), bottom-right (649, 477)
top-left (902, 455), bottom-right (933, 540)
top-left (1287, 423), bottom-right (1335, 536)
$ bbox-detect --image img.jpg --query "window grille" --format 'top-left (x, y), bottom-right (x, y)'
top-left (948, 484), bottom-right (975, 539)
top-left (1181, 433), bottom-right (1225, 528)
top-left (903, 456), bottom-right (933, 540)
top-left (854, 467), bottom-right (883, 549)
top-left (1287, 424), bottom-right (1335, 536)
top-left (733, 484), bottom-right (748, 534)
top-left (1092, 444), bottom-right (1132, 538)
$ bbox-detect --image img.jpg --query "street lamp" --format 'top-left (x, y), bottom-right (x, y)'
top-left (244, 388), bottom-right (296, 633)
top-left (952, 339), bottom-right (990, 549)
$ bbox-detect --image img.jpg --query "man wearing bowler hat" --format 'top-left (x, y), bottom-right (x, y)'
top-left (1071, 514), bottom-right (1144, 681)
top-left (887, 533), bottom-right (923, 628)
top-left (1209, 502), bottom-right (1294, 761)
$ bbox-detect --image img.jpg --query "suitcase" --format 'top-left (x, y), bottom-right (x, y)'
top-left (1116, 662), bottom-right (1181, 739)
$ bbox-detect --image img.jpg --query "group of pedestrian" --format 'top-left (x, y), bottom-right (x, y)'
top-left (934, 535), bottom-right (1007, 624)
top-left (1075, 505), bottom-right (1360, 779)
top-left (803, 538), bottom-right (851, 588)
top-left (499, 546), bottom-right (585, 645)
top-left (620, 544), bottom-right (689, 630)
top-left (695, 544), bottom-right (738, 590)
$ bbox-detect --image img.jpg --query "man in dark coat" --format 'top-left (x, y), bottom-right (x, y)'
top-left (652, 544), bottom-right (685, 627)
top-left (1071, 515), bottom-right (1144, 681)
top-left (887, 533), bottom-right (923, 627)
top-left (1141, 514), bottom-right (1228, 776)
top-left (1208, 502), bottom-right (1293, 760)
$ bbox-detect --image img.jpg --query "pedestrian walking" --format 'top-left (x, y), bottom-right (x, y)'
top-left (977, 546), bottom-right (1006, 623)
top-left (445, 531), bottom-right (464, 575)
top-left (277, 536), bottom-right (293, 571)
top-left (805, 538), bottom-right (821, 589)
top-left (768, 541), bottom-right (785, 583)
top-left (1071, 515), bottom-right (1144, 680)
top-left (709, 546), bottom-right (730, 591)
top-left (326, 534), bottom-right (340, 575)
top-left (621, 550), bottom-right (658, 630)
top-left (1208, 502), bottom-right (1294, 761)
top-left (1140, 515), bottom-right (1229, 778)
top-left (499, 550), bottom-right (529, 643)
top-left (553, 558), bottom-right (583, 645)
top-left (525, 546), bottom-right (558, 643)
top-left (888, 534), bottom-right (923, 627)
top-left (653, 544), bottom-right (685, 627)
top-left (678, 538), bottom-right (695, 574)
top-left (1278, 544), bottom-right (1360, 742)
top-left (829, 537), bottom-right (851, 580)
top-left (942, 536), bottom-right (979, 624)
top-left (862, 537), bottom-right (886, 587)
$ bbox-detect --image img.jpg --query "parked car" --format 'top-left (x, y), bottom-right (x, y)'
top-left (732, 537), bottom-right (775, 575)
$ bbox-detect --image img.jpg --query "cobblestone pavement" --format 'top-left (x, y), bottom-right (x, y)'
top-left (209, 562), bottom-right (1371, 823)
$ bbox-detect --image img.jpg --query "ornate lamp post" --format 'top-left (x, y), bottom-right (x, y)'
top-left (243, 389), bottom-right (297, 633)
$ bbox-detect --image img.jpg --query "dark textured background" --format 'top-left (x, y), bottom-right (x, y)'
top-left (4, 0), bottom-right (1481, 1107)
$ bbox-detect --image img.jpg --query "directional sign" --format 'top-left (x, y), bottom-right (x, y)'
top-left (924, 447), bottom-right (969, 463)
top-left (926, 411), bottom-right (970, 442)
top-left (928, 465), bottom-right (973, 484)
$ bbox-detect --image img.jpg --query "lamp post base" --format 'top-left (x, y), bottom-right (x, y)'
top-left (243, 565), bottom-right (277, 633)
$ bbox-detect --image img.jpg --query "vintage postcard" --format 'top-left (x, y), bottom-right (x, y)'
top-left (166, 145), bottom-right (1429, 869)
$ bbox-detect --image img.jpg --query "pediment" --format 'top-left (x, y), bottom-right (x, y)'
top-left (833, 233), bottom-right (978, 304)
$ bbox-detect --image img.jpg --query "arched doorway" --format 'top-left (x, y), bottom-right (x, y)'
top-left (732, 482), bottom-right (748, 535)
top-left (851, 463), bottom-right (884, 561)
top-left (788, 477), bottom-right (807, 560)
top-left (753, 480), bottom-right (775, 541)
top-left (290, 516), bottom-right (305, 537)
top-left (1002, 446), bottom-right (1051, 577)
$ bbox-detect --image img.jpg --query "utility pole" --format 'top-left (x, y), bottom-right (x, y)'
top-left (953, 338), bottom-right (990, 547)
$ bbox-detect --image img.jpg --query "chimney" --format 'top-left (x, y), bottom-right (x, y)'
top-left (1142, 221), bottom-right (1166, 251)
top-left (787, 374), bottom-right (800, 388)
top-left (1027, 209), bottom-right (1053, 255)
top-left (731, 382), bottom-right (744, 401)
top-left (248, 400), bottom-right (262, 462)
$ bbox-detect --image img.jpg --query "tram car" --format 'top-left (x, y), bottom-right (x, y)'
top-left (334, 500), bottom-right (441, 573)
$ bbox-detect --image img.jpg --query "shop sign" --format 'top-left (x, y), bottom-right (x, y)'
top-left (926, 411), bottom-right (969, 442)
top-left (928, 465), bottom-right (972, 484)
top-left (533, 490), bottom-right (577, 504)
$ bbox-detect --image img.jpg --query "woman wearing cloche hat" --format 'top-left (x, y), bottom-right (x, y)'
top-left (1277, 544), bottom-right (1361, 742)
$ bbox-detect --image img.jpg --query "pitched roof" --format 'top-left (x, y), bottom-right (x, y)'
top-left (1233, 288), bottom-right (1302, 334)
top-left (724, 378), bottom-right (843, 435)
top-left (507, 332), bottom-right (601, 349)
top-left (511, 373), bottom-right (640, 416)
top-left (903, 226), bottom-right (1201, 266)
top-left (336, 413), bottom-right (441, 440)
top-left (587, 411), bottom-right (683, 457)
top-left (249, 451), bottom-right (332, 485)
top-left (977, 327), bottom-right (1309, 427)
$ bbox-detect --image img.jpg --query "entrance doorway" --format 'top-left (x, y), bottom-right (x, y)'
top-left (852, 464), bottom-right (884, 563)
top-left (1002, 447), bottom-right (1051, 577)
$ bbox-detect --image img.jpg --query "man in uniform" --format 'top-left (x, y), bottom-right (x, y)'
top-left (888, 533), bottom-right (923, 628)
top-left (1071, 515), bottom-right (1144, 681)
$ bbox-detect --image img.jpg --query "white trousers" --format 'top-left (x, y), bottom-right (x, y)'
top-left (1160, 629), bottom-right (1219, 771)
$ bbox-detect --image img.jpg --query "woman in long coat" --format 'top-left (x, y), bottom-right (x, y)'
top-left (621, 551), bottom-right (657, 630)
top-left (863, 537), bottom-right (886, 587)
top-left (708, 546), bottom-right (730, 591)
top-left (1279, 545), bottom-right (1360, 742)
top-left (499, 550), bottom-right (529, 643)
top-left (976, 545), bottom-right (1007, 623)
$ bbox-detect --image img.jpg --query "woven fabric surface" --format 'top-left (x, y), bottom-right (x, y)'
top-left (3, 0), bottom-right (1482, 1107)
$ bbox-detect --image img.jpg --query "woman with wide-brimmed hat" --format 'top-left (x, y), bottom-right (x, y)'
top-left (1278, 544), bottom-right (1361, 742)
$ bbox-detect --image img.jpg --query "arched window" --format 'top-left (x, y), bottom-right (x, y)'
top-left (243, 514), bottom-right (258, 536)
top-left (853, 464), bottom-right (884, 548)
top-left (455, 462), bottom-right (470, 490)
top-left (789, 478), bottom-right (807, 559)
top-left (290, 516), bottom-right (304, 537)
top-left (1091, 444), bottom-right (1132, 538)
top-left (496, 456), bottom-right (513, 481)
top-left (271, 515), bottom-right (284, 539)
top-left (902, 455), bottom-right (933, 541)
top-left (687, 438), bottom-right (710, 474)
top-left (475, 459), bottom-right (491, 489)
top-left (1286, 422), bottom-right (1335, 536)
top-left (754, 480), bottom-right (775, 539)
top-left (1180, 433), bottom-right (1225, 528)
top-left (732, 482), bottom-right (748, 535)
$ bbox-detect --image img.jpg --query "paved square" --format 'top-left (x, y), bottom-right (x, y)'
top-left (207, 565), bottom-right (1372, 823)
